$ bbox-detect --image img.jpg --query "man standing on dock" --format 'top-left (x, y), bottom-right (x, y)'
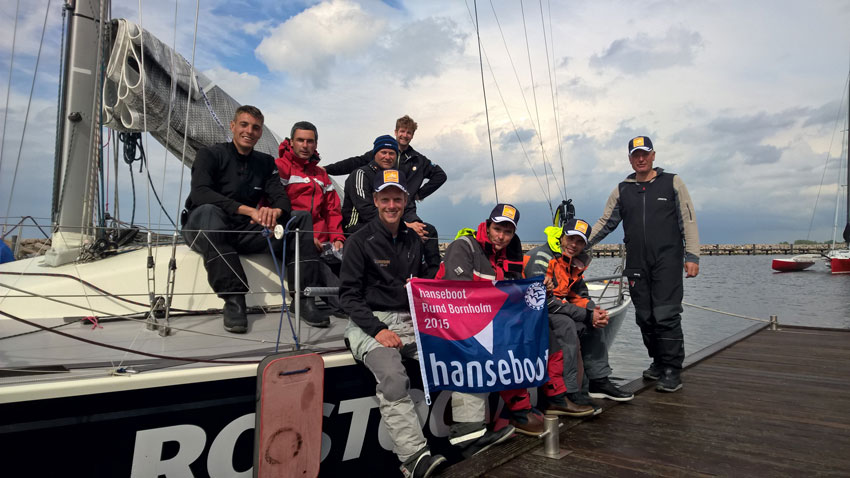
top-left (588, 136), bottom-right (700, 392)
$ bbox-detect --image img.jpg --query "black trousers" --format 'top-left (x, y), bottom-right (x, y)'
top-left (182, 204), bottom-right (282, 295)
top-left (626, 252), bottom-right (685, 370)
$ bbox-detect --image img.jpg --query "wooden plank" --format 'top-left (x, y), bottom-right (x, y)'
top-left (476, 326), bottom-right (850, 477)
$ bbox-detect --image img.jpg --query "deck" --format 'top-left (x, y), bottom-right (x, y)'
top-left (442, 324), bottom-right (850, 477)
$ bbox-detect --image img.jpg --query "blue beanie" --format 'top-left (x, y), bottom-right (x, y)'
top-left (373, 135), bottom-right (399, 155)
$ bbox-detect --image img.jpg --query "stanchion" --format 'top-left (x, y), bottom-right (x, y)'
top-left (531, 415), bottom-right (571, 459)
top-left (769, 315), bottom-right (778, 331)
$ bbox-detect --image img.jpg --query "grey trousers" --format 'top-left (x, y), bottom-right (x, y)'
top-left (347, 311), bottom-right (487, 459)
top-left (550, 312), bottom-right (612, 391)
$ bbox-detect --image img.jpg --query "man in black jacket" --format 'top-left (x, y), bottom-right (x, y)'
top-left (588, 136), bottom-right (700, 392)
top-left (182, 105), bottom-right (291, 333)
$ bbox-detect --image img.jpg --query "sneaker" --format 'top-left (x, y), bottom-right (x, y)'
top-left (400, 447), bottom-right (446, 478)
top-left (656, 368), bottom-right (683, 393)
top-left (543, 393), bottom-right (595, 417)
top-left (589, 377), bottom-right (635, 401)
top-left (453, 425), bottom-right (515, 458)
top-left (566, 392), bottom-right (602, 416)
top-left (506, 408), bottom-right (546, 436)
top-left (298, 297), bottom-right (330, 328)
top-left (643, 362), bottom-right (663, 380)
top-left (222, 294), bottom-right (247, 333)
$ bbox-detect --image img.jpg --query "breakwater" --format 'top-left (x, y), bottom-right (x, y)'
top-left (437, 242), bottom-right (845, 257)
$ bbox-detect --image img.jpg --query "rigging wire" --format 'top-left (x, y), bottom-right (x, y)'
top-left (484, 0), bottom-right (552, 210)
top-left (541, 0), bottom-right (568, 192)
top-left (2, 0), bottom-right (53, 236)
top-left (0, 0), bottom-right (22, 215)
top-left (520, 0), bottom-right (554, 201)
top-left (473, 0), bottom-right (500, 203)
top-left (805, 71), bottom-right (850, 241)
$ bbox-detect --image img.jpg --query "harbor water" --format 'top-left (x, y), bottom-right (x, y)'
top-left (585, 254), bottom-right (850, 382)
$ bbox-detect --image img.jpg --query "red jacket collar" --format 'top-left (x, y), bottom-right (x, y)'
top-left (278, 139), bottom-right (321, 166)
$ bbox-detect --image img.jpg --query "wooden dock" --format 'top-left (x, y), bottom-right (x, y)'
top-left (441, 324), bottom-right (850, 477)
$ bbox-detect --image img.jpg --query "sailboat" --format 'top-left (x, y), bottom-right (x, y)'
top-left (824, 68), bottom-right (850, 274)
top-left (0, 1), bottom-right (631, 476)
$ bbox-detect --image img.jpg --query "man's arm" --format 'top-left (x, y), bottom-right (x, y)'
top-left (415, 159), bottom-right (447, 200)
top-left (324, 151), bottom-right (372, 176)
top-left (263, 158), bottom-right (292, 219)
top-left (673, 175), bottom-right (700, 276)
top-left (347, 168), bottom-right (379, 224)
top-left (188, 147), bottom-right (242, 214)
top-left (339, 235), bottom-right (388, 337)
top-left (437, 237), bottom-right (475, 280)
top-left (587, 186), bottom-right (622, 248)
top-left (524, 247), bottom-right (555, 279)
top-left (319, 172), bottom-right (345, 244)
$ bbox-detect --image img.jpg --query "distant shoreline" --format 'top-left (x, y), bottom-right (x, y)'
top-left (437, 241), bottom-right (848, 257)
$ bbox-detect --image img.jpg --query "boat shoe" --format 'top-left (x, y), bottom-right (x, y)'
top-left (543, 393), bottom-right (595, 417)
top-left (505, 408), bottom-right (546, 435)
top-left (643, 362), bottom-right (663, 380)
top-left (451, 424), bottom-right (516, 458)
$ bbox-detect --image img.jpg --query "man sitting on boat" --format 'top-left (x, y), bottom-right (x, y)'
top-left (341, 170), bottom-right (514, 478)
top-left (329, 115), bottom-right (444, 275)
top-left (437, 204), bottom-right (594, 435)
top-left (534, 219), bottom-right (634, 407)
top-left (275, 121), bottom-right (346, 328)
top-left (181, 105), bottom-right (291, 334)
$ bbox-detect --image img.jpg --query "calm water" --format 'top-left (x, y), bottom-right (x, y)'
top-left (585, 254), bottom-right (850, 382)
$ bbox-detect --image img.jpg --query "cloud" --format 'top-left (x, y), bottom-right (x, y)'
top-left (496, 127), bottom-right (534, 148)
top-left (589, 27), bottom-right (704, 73)
top-left (376, 16), bottom-right (466, 86)
top-left (202, 66), bottom-right (261, 101)
top-left (255, 0), bottom-right (384, 87)
top-left (802, 99), bottom-right (844, 128)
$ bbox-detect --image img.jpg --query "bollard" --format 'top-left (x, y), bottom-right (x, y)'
top-left (531, 415), bottom-right (571, 459)
top-left (769, 315), bottom-right (778, 331)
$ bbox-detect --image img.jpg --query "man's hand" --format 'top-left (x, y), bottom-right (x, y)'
top-left (375, 329), bottom-right (402, 349)
top-left (684, 261), bottom-right (699, 278)
top-left (405, 221), bottom-right (427, 239)
top-left (241, 206), bottom-right (281, 228)
top-left (333, 240), bottom-right (344, 251)
top-left (313, 237), bottom-right (323, 252)
top-left (592, 307), bottom-right (609, 328)
top-left (543, 276), bottom-right (554, 292)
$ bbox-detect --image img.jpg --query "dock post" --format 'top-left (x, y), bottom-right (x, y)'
top-left (532, 415), bottom-right (571, 459)
top-left (769, 315), bottom-right (778, 331)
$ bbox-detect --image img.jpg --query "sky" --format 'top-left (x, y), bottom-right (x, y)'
top-left (1, 0), bottom-right (849, 245)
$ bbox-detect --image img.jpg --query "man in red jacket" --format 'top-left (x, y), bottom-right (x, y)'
top-left (276, 121), bottom-right (345, 327)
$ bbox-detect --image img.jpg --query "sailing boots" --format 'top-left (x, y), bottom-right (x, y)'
top-left (222, 294), bottom-right (248, 333)
top-left (450, 423), bottom-right (516, 459)
top-left (656, 367), bottom-right (683, 393)
top-left (400, 447), bottom-right (446, 478)
top-left (643, 361), bottom-right (663, 380)
top-left (298, 297), bottom-right (330, 328)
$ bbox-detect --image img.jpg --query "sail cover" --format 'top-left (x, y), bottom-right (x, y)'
top-left (102, 19), bottom-right (280, 165)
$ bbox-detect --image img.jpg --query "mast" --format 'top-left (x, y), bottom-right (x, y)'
top-left (844, 68), bottom-right (850, 244)
top-left (44, 0), bottom-right (106, 266)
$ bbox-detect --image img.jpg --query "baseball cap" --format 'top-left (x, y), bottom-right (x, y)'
top-left (628, 136), bottom-right (654, 156)
top-left (562, 218), bottom-right (592, 244)
top-left (373, 169), bottom-right (408, 193)
top-left (373, 135), bottom-right (399, 155)
top-left (489, 203), bottom-right (520, 227)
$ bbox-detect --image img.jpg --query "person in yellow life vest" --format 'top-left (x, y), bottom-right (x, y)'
top-left (541, 219), bottom-right (634, 407)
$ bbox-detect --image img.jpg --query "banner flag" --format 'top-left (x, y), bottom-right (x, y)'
top-left (406, 277), bottom-right (549, 405)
